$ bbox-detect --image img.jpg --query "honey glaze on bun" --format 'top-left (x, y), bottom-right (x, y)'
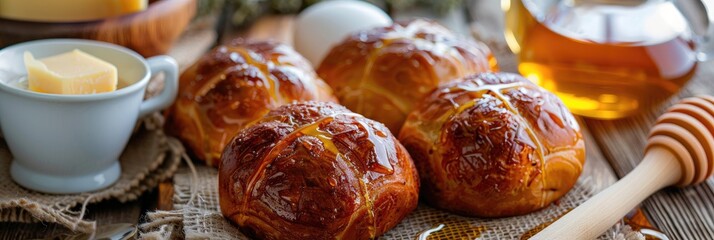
top-left (399, 72), bottom-right (585, 217)
top-left (166, 39), bottom-right (337, 167)
top-left (317, 19), bottom-right (498, 134)
top-left (219, 101), bottom-right (419, 240)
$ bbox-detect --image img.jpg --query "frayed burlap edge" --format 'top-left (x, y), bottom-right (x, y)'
top-left (0, 198), bottom-right (97, 232)
top-left (0, 113), bottom-right (184, 234)
top-left (0, 20), bottom-right (215, 235)
top-left (141, 210), bottom-right (185, 240)
top-left (139, 155), bottom-right (201, 240)
top-left (138, 165), bottom-right (647, 240)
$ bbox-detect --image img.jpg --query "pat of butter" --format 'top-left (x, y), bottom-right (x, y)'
top-left (0, 0), bottom-right (147, 22)
top-left (24, 50), bottom-right (118, 94)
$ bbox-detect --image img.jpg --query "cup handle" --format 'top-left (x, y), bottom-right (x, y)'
top-left (684, 0), bottom-right (714, 61)
top-left (139, 56), bottom-right (179, 118)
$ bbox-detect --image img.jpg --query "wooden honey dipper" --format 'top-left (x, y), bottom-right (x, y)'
top-left (531, 96), bottom-right (714, 239)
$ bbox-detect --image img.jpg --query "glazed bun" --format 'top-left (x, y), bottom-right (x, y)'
top-left (166, 39), bottom-right (336, 166)
top-left (219, 101), bottom-right (419, 240)
top-left (317, 19), bottom-right (497, 133)
top-left (399, 72), bottom-right (585, 217)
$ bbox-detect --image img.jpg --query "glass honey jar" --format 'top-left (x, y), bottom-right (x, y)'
top-left (504, 0), bottom-right (713, 119)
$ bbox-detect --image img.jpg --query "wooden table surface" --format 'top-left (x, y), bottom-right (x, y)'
top-left (1, 1), bottom-right (713, 239)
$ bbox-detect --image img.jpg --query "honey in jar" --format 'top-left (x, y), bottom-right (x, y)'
top-left (504, 0), bottom-right (702, 119)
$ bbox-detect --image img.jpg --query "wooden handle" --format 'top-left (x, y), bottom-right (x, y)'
top-left (532, 96), bottom-right (714, 239)
top-left (530, 147), bottom-right (681, 239)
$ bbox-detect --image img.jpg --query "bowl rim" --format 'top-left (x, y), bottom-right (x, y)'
top-left (0, 0), bottom-right (191, 23)
top-left (0, 39), bottom-right (151, 102)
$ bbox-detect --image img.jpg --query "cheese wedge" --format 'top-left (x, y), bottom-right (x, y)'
top-left (24, 50), bottom-right (118, 94)
top-left (0, 0), bottom-right (147, 22)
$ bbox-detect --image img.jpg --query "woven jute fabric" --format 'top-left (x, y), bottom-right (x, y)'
top-left (141, 164), bottom-right (644, 240)
top-left (139, 20), bottom-right (647, 239)
top-left (0, 114), bottom-right (184, 233)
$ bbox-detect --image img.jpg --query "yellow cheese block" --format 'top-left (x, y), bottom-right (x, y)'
top-left (24, 50), bottom-right (118, 94)
top-left (0, 0), bottom-right (147, 22)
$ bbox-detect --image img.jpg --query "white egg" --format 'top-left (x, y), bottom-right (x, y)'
top-left (294, 0), bottom-right (392, 66)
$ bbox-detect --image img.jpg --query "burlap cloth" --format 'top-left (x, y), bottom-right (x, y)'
top-left (0, 114), bottom-right (184, 233)
top-left (138, 52), bottom-right (645, 240)
top-left (137, 14), bottom-right (649, 239)
top-left (0, 18), bottom-right (216, 233)
top-left (140, 163), bottom-right (646, 240)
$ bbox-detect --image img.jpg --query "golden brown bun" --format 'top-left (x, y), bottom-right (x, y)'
top-left (399, 72), bottom-right (585, 217)
top-left (219, 101), bottom-right (419, 240)
top-left (317, 19), bottom-right (497, 134)
top-left (166, 39), bottom-right (337, 167)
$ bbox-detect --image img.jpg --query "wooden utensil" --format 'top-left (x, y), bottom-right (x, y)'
top-left (531, 96), bottom-right (714, 239)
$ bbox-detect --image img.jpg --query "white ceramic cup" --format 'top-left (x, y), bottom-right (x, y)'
top-left (0, 39), bottom-right (179, 194)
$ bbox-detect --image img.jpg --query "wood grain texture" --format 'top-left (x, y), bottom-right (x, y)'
top-left (244, 15), bottom-right (295, 44)
top-left (465, 0), bottom-right (714, 238)
top-left (0, 0), bottom-right (196, 57)
top-left (158, 181), bottom-right (175, 211)
top-left (586, 64), bottom-right (714, 239)
top-left (219, 15), bottom-right (296, 45)
top-left (164, 4), bottom-right (710, 238)
top-left (533, 147), bottom-right (682, 239)
top-left (27, 2), bottom-right (708, 239)
top-left (463, 1), bottom-right (667, 236)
